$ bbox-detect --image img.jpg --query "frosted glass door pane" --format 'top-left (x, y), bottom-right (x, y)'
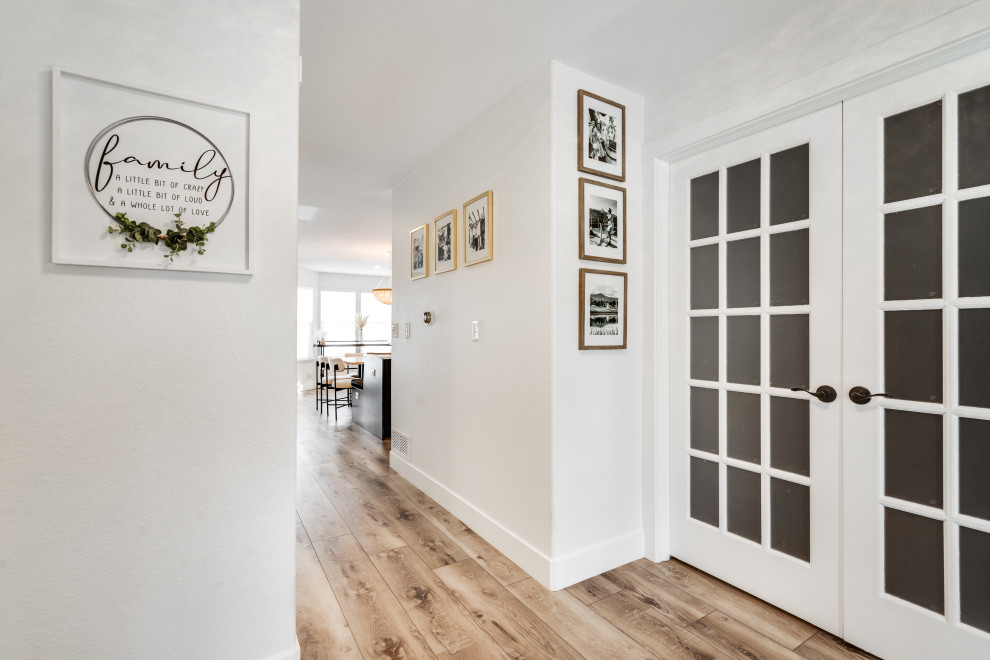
top-left (884, 409), bottom-right (943, 508)
top-left (960, 527), bottom-right (990, 634)
top-left (727, 467), bottom-right (761, 544)
top-left (691, 244), bottom-right (719, 309)
top-left (960, 417), bottom-right (990, 521)
top-left (958, 84), bottom-right (990, 190)
top-left (770, 396), bottom-right (810, 477)
top-left (885, 310), bottom-right (942, 404)
top-left (770, 315), bottom-right (809, 390)
top-left (884, 101), bottom-right (942, 203)
top-left (727, 158), bottom-right (760, 233)
top-left (690, 387), bottom-right (719, 454)
top-left (727, 316), bottom-right (760, 385)
top-left (770, 229), bottom-right (809, 306)
top-left (884, 508), bottom-right (944, 615)
top-left (958, 197), bottom-right (990, 298)
top-left (727, 238), bottom-right (760, 308)
top-left (691, 317), bottom-right (719, 382)
top-left (770, 144), bottom-right (809, 225)
top-left (770, 478), bottom-right (810, 562)
top-left (726, 391), bottom-right (760, 464)
top-left (691, 172), bottom-right (719, 240)
top-left (690, 457), bottom-right (719, 528)
top-left (959, 308), bottom-right (990, 409)
top-left (884, 206), bottom-right (942, 301)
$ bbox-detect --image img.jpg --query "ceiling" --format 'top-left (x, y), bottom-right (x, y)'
top-left (298, 0), bottom-right (819, 275)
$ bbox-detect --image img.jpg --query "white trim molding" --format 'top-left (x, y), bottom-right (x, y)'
top-left (389, 453), bottom-right (644, 590)
top-left (269, 640), bottom-right (300, 660)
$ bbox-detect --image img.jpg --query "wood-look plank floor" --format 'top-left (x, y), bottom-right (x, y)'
top-left (295, 393), bottom-right (881, 660)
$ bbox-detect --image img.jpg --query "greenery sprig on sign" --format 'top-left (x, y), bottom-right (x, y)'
top-left (107, 212), bottom-right (217, 262)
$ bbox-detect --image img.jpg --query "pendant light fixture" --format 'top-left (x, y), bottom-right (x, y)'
top-left (372, 250), bottom-right (392, 305)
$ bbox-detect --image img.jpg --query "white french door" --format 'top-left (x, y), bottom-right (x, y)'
top-left (842, 49), bottom-right (990, 660)
top-left (667, 49), bottom-right (990, 660)
top-left (668, 105), bottom-right (844, 633)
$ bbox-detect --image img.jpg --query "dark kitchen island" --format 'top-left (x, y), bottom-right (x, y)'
top-left (351, 354), bottom-right (391, 443)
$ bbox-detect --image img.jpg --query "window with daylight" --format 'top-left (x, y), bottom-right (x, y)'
top-left (360, 292), bottom-right (391, 342)
top-left (320, 290), bottom-right (358, 341)
top-left (296, 286), bottom-right (314, 359)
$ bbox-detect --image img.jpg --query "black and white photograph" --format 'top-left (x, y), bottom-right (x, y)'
top-left (433, 209), bottom-right (457, 274)
top-left (577, 89), bottom-right (625, 182)
top-left (463, 190), bottom-right (493, 266)
top-left (579, 268), bottom-right (627, 350)
top-left (579, 177), bottom-right (626, 263)
top-left (409, 223), bottom-right (428, 279)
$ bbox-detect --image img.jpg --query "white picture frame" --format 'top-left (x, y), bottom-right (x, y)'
top-left (51, 67), bottom-right (251, 274)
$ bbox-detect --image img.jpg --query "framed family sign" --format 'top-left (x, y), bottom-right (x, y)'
top-left (579, 177), bottom-right (625, 263)
top-left (433, 209), bottom-right (457, 274)
top-left (410, 224), bottom-right (428, 280)
top-left (579, 268), bottom-right (627, 350)
top-left (51, 68), bottom-right (251, 274)
top-left (463, 190), bottom-right (493, 266)
top-left (578, 90), bottom-right (625, 182)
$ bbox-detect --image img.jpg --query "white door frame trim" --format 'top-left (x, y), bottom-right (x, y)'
top-left (644, 6), bottom-right (990, 565)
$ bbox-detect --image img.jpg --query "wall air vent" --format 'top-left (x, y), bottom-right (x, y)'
top-left (391, 429), bottom-right (410, 460)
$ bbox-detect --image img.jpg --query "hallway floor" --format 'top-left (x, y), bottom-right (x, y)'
top-left (295, 392), bottom-right (878, 659)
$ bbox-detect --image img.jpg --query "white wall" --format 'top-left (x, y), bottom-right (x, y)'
top-left (390, 66), bottom-right (555, 581)
top-left (645, 0), bottom-right (975, 145)
top-left (298, 266), bottom-right (320, 289)
top-left (318, 272), bottom-right (382, 291)
top-left (548, 63), bottom-right (645, 587)
top-left (0, 2), bottom-right (300, 659)
top-left (389, 62), bottom-right (646, 589)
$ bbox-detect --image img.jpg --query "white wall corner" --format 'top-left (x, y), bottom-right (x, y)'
top-left (271, 640), bottom-right (301, 660)
top-left (547, 529), bottom-right (645, 591)
top-left (646, 157), bottom-right (671, 563)
top-left (547, 60), bottom-right (647, 580)
top-left (389, 453), bottom-right (553, 587)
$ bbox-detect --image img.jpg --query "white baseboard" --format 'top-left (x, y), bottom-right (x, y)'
top-left (388, 452), bottom-right (553, 585)
top-left (268, 639), bottom-right (300, 660)
top-left (548, 529), bottom-right (645, 591)
top-left (389, 452), bottom-right (645, 591)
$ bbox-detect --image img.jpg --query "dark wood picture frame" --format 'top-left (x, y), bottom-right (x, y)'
top-left (579, 268), bottom-right (628, 350)
top-left (579, 177), bottom-right (626, 263)
top-left (577, 89), bottom-right (626, 182)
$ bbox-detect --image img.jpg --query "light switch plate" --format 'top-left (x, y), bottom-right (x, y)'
top-left (404, 322), bottom-right (411, 339)
top-left (471, 320), bottom-right (480, 342)
top-left (391, 323), bottom-right (399, 338)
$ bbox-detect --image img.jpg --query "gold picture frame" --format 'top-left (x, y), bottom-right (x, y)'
top-left (409, 224), bottom-right (428, 280)
top-left (433, 209), bottom-right (457, 274)
top-left (463, 190), bottom-right (493, 266)
top-left (577, 90), bottom-right (626, 182)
